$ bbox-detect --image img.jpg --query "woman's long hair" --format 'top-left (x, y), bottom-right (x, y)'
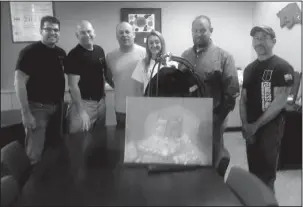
top-left (143, 30), bottom-right (167, 73)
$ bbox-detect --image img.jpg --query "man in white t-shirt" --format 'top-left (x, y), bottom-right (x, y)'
top-left (106, 22), bottom-right (145, 128)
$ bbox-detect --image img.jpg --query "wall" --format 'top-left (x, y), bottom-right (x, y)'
top-left (228, 1), bottom-right (302, 129)
top-left (252, 2), bottom-right (301, 72)
top-left (1, 1), bottom-right (255, 91)
top-left (1, 1), bottom-right (256, 126)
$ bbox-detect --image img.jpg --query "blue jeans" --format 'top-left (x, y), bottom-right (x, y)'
top-left (246, 114), bottom-right (285, 192)
top-left (25, 102), bottom-right (60, 165)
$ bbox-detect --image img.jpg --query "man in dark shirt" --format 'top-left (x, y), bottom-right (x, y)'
top-left (180, 15), bottom-right (240, 168)
top-left (240, 25), bottom-right (294, 192)
top-left (65, 20), bottom-right (114, 181)
top-left (14, 16), bottom-right (66, 166)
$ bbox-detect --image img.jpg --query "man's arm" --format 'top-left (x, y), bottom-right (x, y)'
top-left (104, 61), bottom-right (114, 89)
top-left (220, 54), bottom-right (240, 120)
top-left (134, 80), bottom-right (144, 96)
top-left (255, 86), bottom-right (291, 129)
top-left (239, 88), bottom-right (248, 125)
top-left (14, 70), bottom-right (30, 115)
top-left (131, 60), bottom-right (145, 96)
top-left (67, 75), bottom-right (83, 113)
top-left (65, 48), bottom-right (92, 131)
top-left (178, 51), bottom-right (187, 72)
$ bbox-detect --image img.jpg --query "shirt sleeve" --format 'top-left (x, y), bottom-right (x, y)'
top-left (59, 49), bottom-right (66, 71)
top-left (215, 52), bottom-right (240, 116)
top-left (15, 47), bottom-right (34, 76)
top-left (273, 63), bottom-right (295, 87)
top-left (222, 53), bottom-right (240, 99)
top-left (178, 51), bottom-right (187, 71)
top-left (97, 47), bottom-right (106, 69)
top-left (64, 51), bottom-right (81, 75)
top-left (105, 53), bottom-right (114, 76)
top-left (131, 60), bottom-right (144, 83)
top-left (242, 65), bottom-right (252, 89)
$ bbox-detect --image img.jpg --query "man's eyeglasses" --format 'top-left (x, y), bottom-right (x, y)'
top-left (42, 28), bottom-right (60, 33)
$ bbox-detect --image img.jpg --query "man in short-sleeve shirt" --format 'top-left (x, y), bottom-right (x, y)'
top-left (240, 26), bottom-right (294, 192)
top-left (65, 21), bottom-right (114, 181)
top-left (106, 22), bottom-right (145, 126)
top-left (14, 16), bottom-right (66, 166)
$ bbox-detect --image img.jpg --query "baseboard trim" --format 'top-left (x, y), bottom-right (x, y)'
top-left (225, 127), bottom-right (242, 132)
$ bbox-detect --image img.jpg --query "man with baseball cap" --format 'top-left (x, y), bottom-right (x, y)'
top-left (250, 25), bottom-right (276, 39)
top-left (240, 25), bottom-right (294, 192)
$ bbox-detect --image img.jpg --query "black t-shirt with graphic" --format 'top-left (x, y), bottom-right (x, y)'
top-left (65, 44), bottom-right (106, 101)
top-left (243, 55), bottom-right (294, 123)
top-left (15, 41), bottom-right (66, 104)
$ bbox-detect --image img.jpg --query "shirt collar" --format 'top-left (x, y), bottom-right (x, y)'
top-left (78, 43), bottom-right (94, 51)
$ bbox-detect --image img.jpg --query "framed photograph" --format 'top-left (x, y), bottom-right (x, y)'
top-left (120, 8), bottom-right (161, 47)
top-left (124, 97), bottom-right (213, 167)
top-left (9, 1), bottom-right (54, 43)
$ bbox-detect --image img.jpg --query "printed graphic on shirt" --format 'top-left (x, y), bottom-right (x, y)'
top-left (261, 70), bottom-right (273, 111)
top-left (284, 73), bottom-right (293, 82)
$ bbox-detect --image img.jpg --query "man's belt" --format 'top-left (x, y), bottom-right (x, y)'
top-left (82, 96), bottom-right (102, 102)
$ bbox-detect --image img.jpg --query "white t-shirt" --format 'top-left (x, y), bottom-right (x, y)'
top-left (106, 45), bottom-right (146, 113)
top-left (132, 59), bottom-right (178, 93)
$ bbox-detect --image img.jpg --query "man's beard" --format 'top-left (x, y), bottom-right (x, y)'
top-left (254, 45), bottom-right (268, 56)
top-left (194, 38), bottom-right (209, 49)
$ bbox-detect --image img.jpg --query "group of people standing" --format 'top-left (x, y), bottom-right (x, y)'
top-left (14, 14), bottom-right (294, 192)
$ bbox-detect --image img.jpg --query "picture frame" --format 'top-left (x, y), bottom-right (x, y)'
top-left (124, 97), bottom-right (213, 167)
top-left (120, 8), bottom-right (162, 47)
top-left (9, 1), bottom-right (54, 43)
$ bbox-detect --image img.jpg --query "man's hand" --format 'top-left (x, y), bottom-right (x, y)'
top-left (79, 109), bottom-right (90, 131)
top-left (22, 112), bottom-right (36, 130)
top-left (242, 123), bottom-right (258, 144)
top-left (243, 123), bottom-right (258, 137)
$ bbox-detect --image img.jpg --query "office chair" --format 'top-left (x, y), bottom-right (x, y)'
top-left (226, 166), bottom-right (279, 206)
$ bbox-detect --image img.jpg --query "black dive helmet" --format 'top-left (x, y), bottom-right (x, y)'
top-left (144, 53), bottom-right (206, 98)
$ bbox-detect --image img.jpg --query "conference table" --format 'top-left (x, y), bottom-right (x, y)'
top-left (10, 125), bottom-right (243, 206)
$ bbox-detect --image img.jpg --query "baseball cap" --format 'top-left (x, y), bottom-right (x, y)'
top-left (250, 25), bottom-right (276, 38)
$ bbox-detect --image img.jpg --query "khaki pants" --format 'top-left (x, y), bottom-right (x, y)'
top-left (65, 98), bottom-right (107, 179)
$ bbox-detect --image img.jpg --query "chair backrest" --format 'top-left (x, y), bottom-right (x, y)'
top-left (226, 166), bottom-right (279, 206)
top-left (1, 141), bottom-right (31, 187)
top-left (1, 175), bottom-right (20, 206)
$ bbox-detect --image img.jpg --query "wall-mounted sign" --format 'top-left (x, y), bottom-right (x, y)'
top-left (9, 2), bottom-right (54, 43)
top-left (121, 8), bottom-right (161, 48)
top-left (277, 2), bottom-right (301, 29)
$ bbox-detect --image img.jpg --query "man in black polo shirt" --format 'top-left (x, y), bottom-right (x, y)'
top-left (14, 16), bottom-right (66, 166)
top-left (240, 26), bottom-right (294, 192)
top-left (65, 20), bottom-right (114, 181)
